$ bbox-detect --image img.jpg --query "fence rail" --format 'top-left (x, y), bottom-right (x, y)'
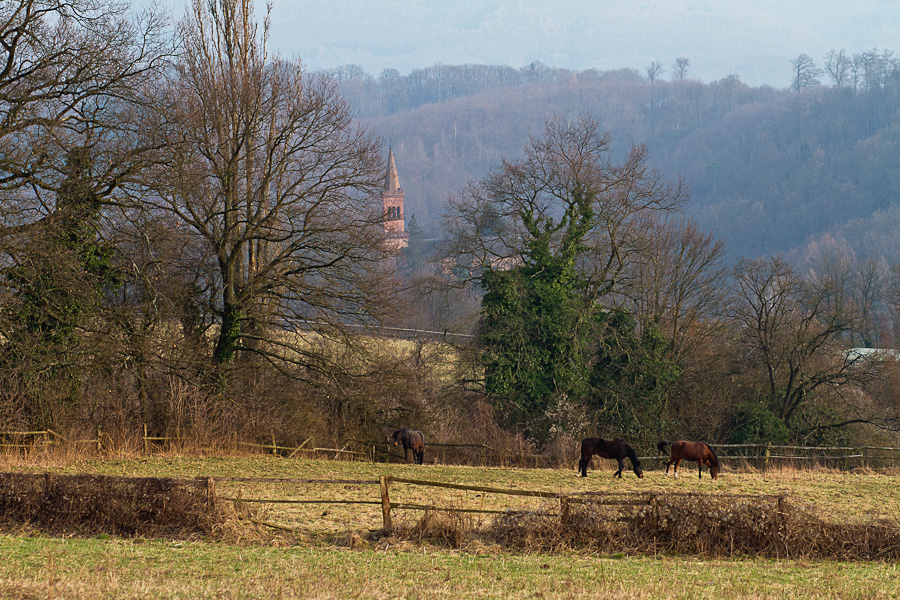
top-left (216, 472), bottom-right (792, 532)
top-left (6, 427), bottom-right (900, 472)
top-left (641, 443), bottom-right (900, 470)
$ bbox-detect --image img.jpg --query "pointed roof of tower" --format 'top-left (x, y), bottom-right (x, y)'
top-left (384, 147), bottom-right (401, 193)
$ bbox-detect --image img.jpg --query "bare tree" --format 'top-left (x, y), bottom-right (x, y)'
top-left (790, 53), bottom-right (823, 93)
top-left (617, 214), bottom-right (728, 357)
top-left (0, 0), bottom-right (170, 203)
top-left (672, 57), bottom-right (690, 81)
top-left (442, 114), bottom-right (687, 304)
top-left (140, 0), bottom-right (397, 368)
top-left (731, 256), bottom-right (889, 437)
top-left (646, 61), bottom-right (664, 83)
top-left (824, 48), bottom-right (850, 88)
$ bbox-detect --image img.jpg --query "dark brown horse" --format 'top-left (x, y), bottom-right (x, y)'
top-left (578, 437), bottom-right (643, 478)
top-left (657, 440), bottom-right (720, 479)
top-left (392, 429), bottom-right (425, 464)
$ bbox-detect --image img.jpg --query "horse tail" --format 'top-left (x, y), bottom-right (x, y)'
top-left (657, 440), bottom-right (671, 455)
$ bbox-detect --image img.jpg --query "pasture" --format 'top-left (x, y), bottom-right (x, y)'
top-left (1, 452), bottom-right (900, 598)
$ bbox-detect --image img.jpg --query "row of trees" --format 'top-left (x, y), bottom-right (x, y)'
top-left (436, 117), bottom-right (898, 449)
top-left (792, 48), bottom-right (900, 93)
top-left (0, 0), bottom-right (897, 456)
top-left (0, 0), bottom-right (404, 439)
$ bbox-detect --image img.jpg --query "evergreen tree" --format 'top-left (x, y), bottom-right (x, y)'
top-left (404, 213), bottom-right (426, 273)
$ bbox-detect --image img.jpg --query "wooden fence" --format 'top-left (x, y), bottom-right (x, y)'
top-left (7, 428), bottom-right (900, 471)
top-left (214, 474), bottom-right (789, 533)
top-left (641, 443), bottom-right (900, 470)
top-left (0, 429), bottom-right (104, 451)
top-left (216, 474), bottom-right (565, 530)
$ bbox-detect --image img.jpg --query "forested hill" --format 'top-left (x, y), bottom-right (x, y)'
top-left (329, 58), bottom-right (900, 262)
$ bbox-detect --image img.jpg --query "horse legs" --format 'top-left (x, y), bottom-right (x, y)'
top-left (613, 458), bottom-right (624, 478)
top-left (699, 461), bottom-right (703, 479)
top-left (578, 457), bottom-right (588, 477)
top-left (416, 448), bottom-right (424, 465)
top-left (673, 459), bottom-right (681, 478)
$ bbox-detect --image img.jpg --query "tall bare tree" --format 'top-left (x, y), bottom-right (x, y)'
top-left (790, 53), bottom-right (823, 93)
top-left (646, 61), bottom-right (664, 83)
top-left (0, 0), bottom-right (171, 424)
top-left (731, 256), bottom-right (889, 438)
top-left (140, 0), bottom-right (396, 369)
top-left (672, 57), bottom-right (690, 81)
top-left (616, 214), bottom-right (728, 357)
top-left (824, 48), bottom-right (850, 88)
top-left (443, 115), bottom-right (687, 301)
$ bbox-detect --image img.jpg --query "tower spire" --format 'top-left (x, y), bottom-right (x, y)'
top-left (385, 146), bottom-right (401, 192)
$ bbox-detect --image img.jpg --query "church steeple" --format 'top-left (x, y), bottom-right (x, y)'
top-left (385, 146), bottom-right (401, 193)
top-left (381, 147), bottom-right (407, 248)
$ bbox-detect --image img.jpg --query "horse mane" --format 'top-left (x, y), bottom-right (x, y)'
top-left (623, 440), bottom-right (641, 466)
top-left (703, 442), bottom-right (720, 466)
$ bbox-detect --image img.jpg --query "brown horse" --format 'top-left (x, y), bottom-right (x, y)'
top-left (578, 437), bottom-right (643, 478)
top-left (392, 429), bottom-right (425, 464)
top-left (657, 440), bottom-right (720, 479)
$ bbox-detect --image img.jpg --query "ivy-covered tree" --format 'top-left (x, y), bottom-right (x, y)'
top-left (478, 188), bottom-right (595, 440)
top-left (589, 312), bottom-right (680, 446)
top-left (5, 147), bottom-right (118, 352)
top-left (443, 116), bottom-right (686, 446)
top-left (0, 147), bottom-right (121, 426)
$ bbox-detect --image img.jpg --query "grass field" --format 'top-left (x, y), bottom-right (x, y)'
top-left (1, 452), bottom-right (900, 598)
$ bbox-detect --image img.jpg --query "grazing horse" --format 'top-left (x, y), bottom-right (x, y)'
top-left (578, 437), bottom-right (644, 478)
top-left (391, 429), bottom-right (425, 465)
top-left (657, 440), bottom-right (720, 479)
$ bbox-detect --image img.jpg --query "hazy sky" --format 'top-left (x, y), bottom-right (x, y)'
top-left (168, 0), bottom-right (900, 88)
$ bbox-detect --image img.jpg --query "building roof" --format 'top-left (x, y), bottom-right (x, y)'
top-left (384, 147), bottom-right (401, 193)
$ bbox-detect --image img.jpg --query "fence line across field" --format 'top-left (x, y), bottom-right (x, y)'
top-left (5, 428), bottom-right (900, 470)
top-left (640, 443), bottom-right (900, 469)
top-left (213, 473), bottom-right (791, 532)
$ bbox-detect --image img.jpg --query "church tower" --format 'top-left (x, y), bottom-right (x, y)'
top-left (382, 147), bottom-right (408, 248)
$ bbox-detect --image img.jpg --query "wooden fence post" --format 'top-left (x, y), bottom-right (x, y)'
top-left (559, 496), bottom-right (569, 525)
top-left (206, 477), bottom-right (215, 510)
top-left (763, 443), bottom-right (771, 471)
top-left (380, 475), bottom-right (392, 530)
top-left (143, 424), bottom-right (149, 455)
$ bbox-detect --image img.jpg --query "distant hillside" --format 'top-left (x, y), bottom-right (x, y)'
top-left (330, 60), bottom-right (900, 262)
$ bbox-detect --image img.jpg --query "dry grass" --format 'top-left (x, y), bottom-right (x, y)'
top-left (4, 447), bottom-right (900, 561)
top-left (386, 490), bottom-right (900, 561)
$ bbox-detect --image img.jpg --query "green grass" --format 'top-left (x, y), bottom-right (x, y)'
top-left (2, 453), bottom-right (900, 598)
top-left (0, 535), bottom-right (898, 599)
